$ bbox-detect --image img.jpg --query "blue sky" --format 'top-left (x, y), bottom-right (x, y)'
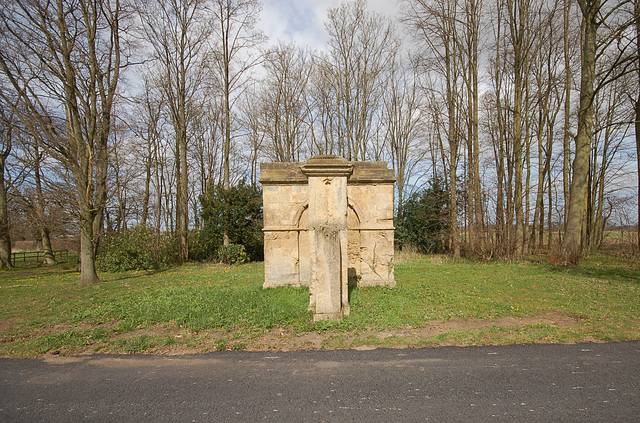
top-left (258, 0), bottom-right (399, 50)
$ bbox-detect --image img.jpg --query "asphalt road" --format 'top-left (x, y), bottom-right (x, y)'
top-left (1, 341), bottom-right (638, 422)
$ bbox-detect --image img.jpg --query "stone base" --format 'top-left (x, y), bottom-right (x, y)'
top-left (313, 311), bottom-right (344, 322)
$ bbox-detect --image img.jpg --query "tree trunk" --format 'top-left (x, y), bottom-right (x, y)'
top-left (222, 84), bottom-right (230, 247)
top-left (34, 147), bottom-right (55, 264)
top-left (634, 0), bottom-right (640, 256)
top-left (79, 213), bottom-right (99, 284)
top-left (467, 0), bottom-right (482, 254)
top-left (513, 67), bottom-right (524, 259)
top-left (0, 157), bottom-right (11, 269)
top-left (532, 125), bottom-right (545, 251)
top-left (563, 0), bottom-right (572, 229)
top-left (0, 106), bottom-right (12, 269)
top-left (179, 132), bottom-right (189, 258)
top-left (446, 51), bottom-right (460, 258)
top-left (507, 0), bottom-right (528, 258)
top-left (636, 91), bottom-right (640, 256)
top-left (563, 0), bottom-right (599, 264)
top-left (141, 152), bottom-right (151, 228)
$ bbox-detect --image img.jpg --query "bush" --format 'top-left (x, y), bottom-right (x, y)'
top-left (191, 182), bottom-right (263, 262)
top-left (216, 244), bottom-right (249, 264)
top-left (396, 176), bottom-right (449, 254)
top-left (189, 226), bottom-right (222, 262)
top-left (97, 226), bottom-right (181, 272)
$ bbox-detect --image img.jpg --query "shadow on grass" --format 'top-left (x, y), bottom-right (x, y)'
top-left (0, 258), bottom-right (180, 284)
top-left (0, 260), bottom-right (80, 279)
top-left (547, 257), bottom-right (640, 285)
top-left (102, 265), bottom-right (178, 280)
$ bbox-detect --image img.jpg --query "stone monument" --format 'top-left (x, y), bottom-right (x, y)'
top-left (260, 155), bottom-right (395, 321)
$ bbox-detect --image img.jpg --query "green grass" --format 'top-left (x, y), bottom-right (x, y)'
top-left (1, 252), bottom-right (639, 357)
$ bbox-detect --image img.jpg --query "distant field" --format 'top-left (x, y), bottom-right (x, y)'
top-left (0, 251), bottom-right (639, 358)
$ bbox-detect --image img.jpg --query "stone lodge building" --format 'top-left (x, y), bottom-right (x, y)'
top-left (260, 156), bottom-right (396, 289)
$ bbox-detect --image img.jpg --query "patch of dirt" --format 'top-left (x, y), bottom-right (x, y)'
top-left (109, 325), bottom-right (174, 340)
top-left (394, 311), bottom-right (582, 339)
top-left (242, 311), bottom-right (583, 352)
top-left (0, 316), bottom-right (24, 334)
top-left (19, 312), bottom-right (590, 358)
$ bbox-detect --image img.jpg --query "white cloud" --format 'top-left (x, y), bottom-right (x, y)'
top-left (258, 0), bottom-right (399, 51)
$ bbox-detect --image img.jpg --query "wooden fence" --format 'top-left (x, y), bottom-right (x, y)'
top-left (10, 250), bottom-right (70, 267)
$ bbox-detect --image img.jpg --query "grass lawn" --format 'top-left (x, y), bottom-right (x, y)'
top-left (1, 252), bottom-right (639, 357)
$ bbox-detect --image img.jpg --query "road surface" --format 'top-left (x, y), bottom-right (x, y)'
top-left (1, 341), bottom-right (639, 422)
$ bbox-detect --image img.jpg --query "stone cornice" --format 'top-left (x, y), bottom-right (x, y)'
top-left (300, 155), bottom-right (354, 179)
top-left (259, 158), bottom-right (395, 184)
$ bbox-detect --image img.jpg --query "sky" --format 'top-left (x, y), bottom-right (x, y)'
top-left (258, 0), bottom-right (400, 51)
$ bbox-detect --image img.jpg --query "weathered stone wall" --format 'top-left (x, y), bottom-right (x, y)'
top-left (261, 159), bottom-right (395, 289)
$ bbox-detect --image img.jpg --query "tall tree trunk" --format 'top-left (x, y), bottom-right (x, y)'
top-left (0, 107), bottom-right (12, 269)
top-left (492, 5), bottom-right (507, 253)
top-left (523, 74), bottom-right (531, 256)
top-left (635, 0), bottom-right (640, 256)
top-left (507, 0), bottom-right (528, 258)
top-left (140, 136), bottom-right (153, 227)
top-left (547, 146), bottom-right (553, 249)
top-left (221, 3), bottom-right (232, 247)
top-left (446, 51), bottom-right (460, 258)
top-left (466, 0), bottom-right (482, 254)
top-left (0, 155), bottom-right (11, 269)
top-left (33, 146), bottom-right (55, 264)
top-left (636, 90), bottom-right (640, 256)
top-left (563, 0), bottom-right (599, 264)
top-left (156, 155), bottom-right (164, 234)
top-left (532, 119), bottom-right (545, 251)
top-left (513, 64), bottom-right (524, 258)
top-left (79, 212), bottom-right (99, 284)
top-left (179, 134), bottom-right (189, 258)
top-left (563, 0), bottom-right (573, 230)
top-left (222, 77), bottom-right (231, 246)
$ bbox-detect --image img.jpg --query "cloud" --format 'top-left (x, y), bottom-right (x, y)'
top-left (258, 0), bottom-right (399, 51)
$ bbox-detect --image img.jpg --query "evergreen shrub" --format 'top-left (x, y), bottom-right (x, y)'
top-left (396, 176), bottom-right (449, 253)
top-left (190, 182), bottom-right (263, 262)
top-left (97, 226), bottom-right (181, 271)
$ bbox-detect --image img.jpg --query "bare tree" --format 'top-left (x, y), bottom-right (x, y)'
top-left (404, 0), bottom-right (464, 257)
top-left (321, 0), bottom-right (397, 161)
top-left (0, 0), bottom-right (125, 283)
top-left (190, 100), bottom-right (222, 204)
top-left (240, 88), bottom-right (266, 186)
top-left (562, 0), bottom-right (634, 263)
top-left (529, 2), bottom-right (563, 251)
top-left (129, 78), bottom-right (165, 229)
top-left (485, 0), bottom-right (510, 255)
top-left (588, 77), bottom-right (628, 248)
top-left (21, 137), bottom-right (57, 263)
top-left (258, 42), bottom-right (313, 162)
top-left (563, 0), bottom-right (599, 263)
top-left (384, 57), bottom-right (426, 218)
top-left (139, 0), bottom-right (214, 260)
top-left (460, 0), bottom-right (484, 253)
top-left (504, 0), bottom-right (537, 257)
top-left (211, 0), bottom-right (264, 191)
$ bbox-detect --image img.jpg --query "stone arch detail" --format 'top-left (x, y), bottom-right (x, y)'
top-left (347, 202), bottom-right (362, 287)
top-left (347, 200), bottom-right (362, 227)
top-left (292, 203), bottom-right (309, 228)
top-left (296, 204), bottom-right (310, 285)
